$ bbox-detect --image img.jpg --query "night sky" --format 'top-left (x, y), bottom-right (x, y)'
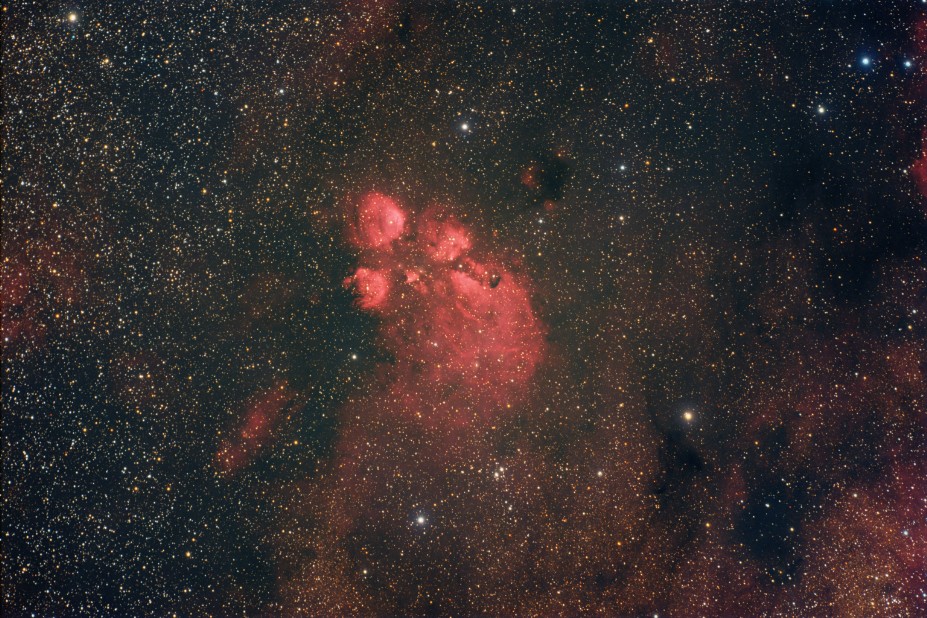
top-left (4, 2), bottom-right (927, 616)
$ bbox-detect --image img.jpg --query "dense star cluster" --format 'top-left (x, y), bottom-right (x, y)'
top-left (3, 2), bottom-right (926, 616)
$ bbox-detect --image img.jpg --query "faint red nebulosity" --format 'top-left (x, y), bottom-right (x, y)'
top-left (915, 14), bottom-right (927, 57)
top-left (1, 257), bottom-right (44, 347)
top-left (2, 241), bottom-right (87, 352)
top-left (520, 164), bottom-right (540, 190)
top-left (911, 16), bottom-right (927, 201)
top-left (216, 380), bottom-right (295, 473)
top-left (911, 131), bottom-right (927, 201)
top-left (889, 461), bottom-right (927, 572)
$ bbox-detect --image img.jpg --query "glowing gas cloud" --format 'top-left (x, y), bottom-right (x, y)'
top-left (343, 192), bottom-right (545, 428)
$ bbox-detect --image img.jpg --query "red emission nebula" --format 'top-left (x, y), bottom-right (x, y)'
top-left (342, 191), bottom-right (546, 428)
top-left (216, 380), bottom-right (295, 473)
top-left (214, 191), bottom-right (545, 476)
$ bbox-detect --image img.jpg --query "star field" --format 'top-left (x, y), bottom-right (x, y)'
top-left (4, 2), bottom-right (927, 616)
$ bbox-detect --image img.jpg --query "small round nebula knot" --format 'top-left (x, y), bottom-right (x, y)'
top-left (343, 266), bottom-right (391, 311)
top-left (350, 191), bottom-right (407, 249)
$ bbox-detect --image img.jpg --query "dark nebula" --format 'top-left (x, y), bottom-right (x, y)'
top-left (4, 2), bottom-right (926, 617)
top-left (521, 151), bottom-right (573, 206)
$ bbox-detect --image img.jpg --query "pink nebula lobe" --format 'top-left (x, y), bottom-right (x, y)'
top-left (912, 136), bottom-right (927, 202)
top-left (350, 191), bottom-right (407, 249)
top-left (216, 380), bottom-right (294, 473)
top-left (343, 267), bottom-right (391, 311)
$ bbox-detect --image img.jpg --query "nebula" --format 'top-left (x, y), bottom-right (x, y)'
top-left (216, 380), bottom-right (295, 473)
top-left (348, 191), bottom-right (407, 251)
top-left (342, 192), bottom-right (546, 428)
top-left (265, 191), bottom-right (552, 612)
top-left (343, 266), bottom-right (391, 311)
top-left (912, 131), bottom-right (927, 202)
